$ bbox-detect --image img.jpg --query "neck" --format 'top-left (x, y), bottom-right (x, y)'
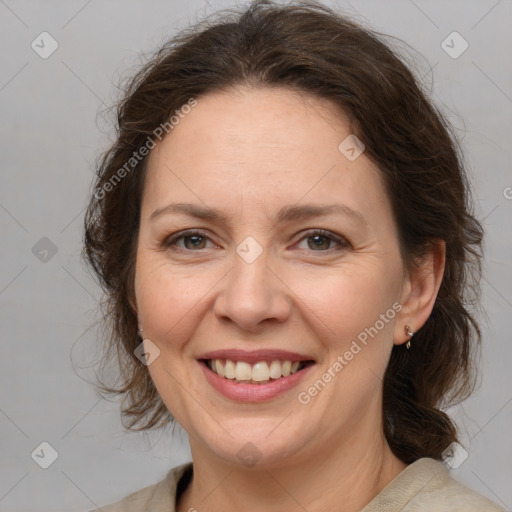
top-left (177, 426), bottom-right (407, 512)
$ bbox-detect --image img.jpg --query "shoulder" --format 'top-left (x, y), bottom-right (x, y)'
top-left (414, 458), bottom-right (505, 511)
top-left (89, 462), bottom-right (192, 512)
top-left (363, 458), bottom-right (505, 512)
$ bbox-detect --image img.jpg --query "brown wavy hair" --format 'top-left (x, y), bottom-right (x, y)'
top-left (83, 0), bottom-right (484, 464)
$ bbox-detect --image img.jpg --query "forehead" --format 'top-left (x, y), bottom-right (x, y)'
top-left (142, 86), bottom-right (391, 227)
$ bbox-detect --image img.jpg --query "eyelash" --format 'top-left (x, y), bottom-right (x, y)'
top-left (162, 229), bottom-right (350, 254)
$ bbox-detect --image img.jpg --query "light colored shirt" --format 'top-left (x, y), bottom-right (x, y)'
top-left (91, 457), bottom-right (505, 511)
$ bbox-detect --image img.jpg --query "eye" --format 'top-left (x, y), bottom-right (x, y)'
top-left (162, 229), bottom-right (350, 253)
top-left (163, 230), bottom-right (215, 251)
top-left (295, 229), bottom-right (350, 252)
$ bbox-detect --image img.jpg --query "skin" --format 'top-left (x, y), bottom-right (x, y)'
top-left (134, 86), bottom-right (445, 512)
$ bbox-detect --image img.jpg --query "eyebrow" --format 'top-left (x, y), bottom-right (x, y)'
top-left (149, 202), bottom-right (366, 226)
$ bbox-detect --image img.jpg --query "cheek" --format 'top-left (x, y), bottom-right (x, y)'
top-left (134, 255), bottom-right (220, 350)
top-left (291, 267), bottom-right (400, 405)
top-left (291, 264), bottom-right (399, 346)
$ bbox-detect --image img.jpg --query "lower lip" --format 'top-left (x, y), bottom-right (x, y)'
top-left (199, 361), bottom-right (314, 403)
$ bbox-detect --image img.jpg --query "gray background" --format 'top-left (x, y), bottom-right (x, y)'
top-left (0, 0), bottom-right (511, 510)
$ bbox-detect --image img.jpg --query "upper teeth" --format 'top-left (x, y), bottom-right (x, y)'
top-left (208, 359), bottom-right (304, 382)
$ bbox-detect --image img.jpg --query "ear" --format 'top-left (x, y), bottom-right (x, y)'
top-left (127, 265), bottom-right (139, 314)
top-left (129, 292), bottom-right (143, 334)
top-left (128, 290), bottom-right (138, 314)
top-left (394, 240), bottom-right (446, 346)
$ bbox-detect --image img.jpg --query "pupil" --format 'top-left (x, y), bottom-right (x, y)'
top-left (186, 235), bottom-right (204, 249)
top-left (310, 235), bottom-right (329, 250)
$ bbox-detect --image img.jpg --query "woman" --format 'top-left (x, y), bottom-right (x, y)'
top-left (84, 1), bottom-right (504, 510)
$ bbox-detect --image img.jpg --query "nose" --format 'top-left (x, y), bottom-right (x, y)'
top-left (213, 248), bottom-right (291, 332)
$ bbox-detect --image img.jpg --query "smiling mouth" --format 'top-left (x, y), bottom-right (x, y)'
top-left (200, 358), bottom-right (315, 384)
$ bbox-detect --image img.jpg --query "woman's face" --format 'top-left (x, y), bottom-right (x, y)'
top-left (135, 86), bottom-right (412, 468)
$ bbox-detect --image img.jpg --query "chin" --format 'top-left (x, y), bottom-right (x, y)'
top-left (192, 419), bottom-right (310, 470)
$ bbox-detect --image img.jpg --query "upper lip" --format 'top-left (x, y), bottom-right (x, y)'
top-left (197, 349), bottom-right (316, 364)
